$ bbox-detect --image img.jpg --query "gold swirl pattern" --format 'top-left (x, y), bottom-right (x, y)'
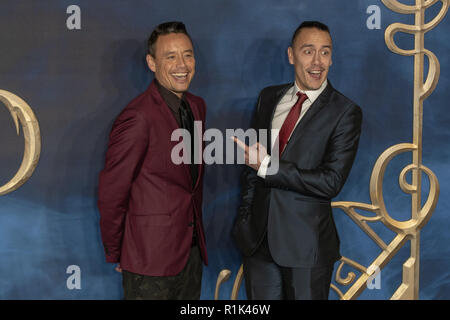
top-left (0, 90), bottom-right (41, 196)
top-left (329, 0), bottom-right (446, 300)
top-left (216, 0), bottom-right (447, 300)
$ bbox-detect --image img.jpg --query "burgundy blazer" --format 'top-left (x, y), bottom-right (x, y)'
top-left (98, 80), bottom-right (208, 276)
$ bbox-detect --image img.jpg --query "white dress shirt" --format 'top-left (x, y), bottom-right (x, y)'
top-left (257, 80), bottom-right (328, 178)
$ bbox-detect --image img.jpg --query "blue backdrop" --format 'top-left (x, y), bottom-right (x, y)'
top-left (0, 0), bottom-right (448, 299)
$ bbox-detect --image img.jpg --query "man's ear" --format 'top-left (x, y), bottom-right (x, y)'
top-left (287, 47), bottom-right (294, 65)
top-left (146, 54), bottom-right (156, 72)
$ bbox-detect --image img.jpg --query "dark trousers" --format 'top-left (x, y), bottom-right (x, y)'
top-left (122, 245), bottom-right (203, 300)
top-left (243, 235), bottom-right (333, 300)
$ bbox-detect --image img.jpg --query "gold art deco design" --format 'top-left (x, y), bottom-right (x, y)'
top-left (0, 90), bottom-right (41, 196)
top-left (215, 0), bottom-right (447, 300)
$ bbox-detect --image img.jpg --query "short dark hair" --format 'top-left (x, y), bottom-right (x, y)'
top-left (291, 21), bottom-right (331, 46)
top-left (147, 21), bottom-right (192, 56)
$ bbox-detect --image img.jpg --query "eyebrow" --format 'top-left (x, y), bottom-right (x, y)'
top-left (300, 44), bottom-right (332, 49)
top-left (163, 49), bottom-right (194, 56)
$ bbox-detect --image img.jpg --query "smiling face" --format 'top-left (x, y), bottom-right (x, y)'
top-left (288, 27), bottom-right (332, 91)
top-left (146, 33), bottom-right (195, 98)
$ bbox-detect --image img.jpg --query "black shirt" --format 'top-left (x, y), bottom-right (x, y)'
top-left (154, 79), bottom-right (198, 247)
top-left (154, 79), bottom-right (187, 127)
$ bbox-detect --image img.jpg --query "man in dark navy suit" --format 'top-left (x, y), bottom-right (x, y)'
top-left (233, 21), bottom-right (362, 300)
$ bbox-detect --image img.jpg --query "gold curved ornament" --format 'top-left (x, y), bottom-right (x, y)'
top-left (215, 269), bottom-right (231, 300)
top-left (329, 0), bottom-right (446, 300)
top-left (215, 0), bottom-right (447, 300)
top-left (0, 90), bottom-right (41, 196)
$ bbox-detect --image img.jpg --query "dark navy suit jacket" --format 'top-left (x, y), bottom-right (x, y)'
top-left (233, 81), bottom-right (362, 268)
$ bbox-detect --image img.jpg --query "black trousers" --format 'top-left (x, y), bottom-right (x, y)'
top-left (243, 235), bottom-right (333, 300)
top-left (122, 245), bottom-right (203, 300)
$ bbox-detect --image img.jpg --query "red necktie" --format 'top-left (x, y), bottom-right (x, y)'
top-left (278, 92), bottom-right (308, 155)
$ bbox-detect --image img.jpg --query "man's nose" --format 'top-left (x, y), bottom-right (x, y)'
top-left (312, 52), bottom-right (322, 65)
top-left (176, 55), bottom-right (187, 68)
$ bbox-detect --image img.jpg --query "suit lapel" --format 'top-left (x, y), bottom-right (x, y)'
top-left (149, 81), bottom-right (198, 189)
top-left (281, 82), bottom-right (334, 157)
top-left (260, 84), bottom-right (293, 155)
top-left (148, 81), bottom-right (180, 131)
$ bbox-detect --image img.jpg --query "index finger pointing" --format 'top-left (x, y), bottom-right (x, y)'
top-left (232, 136), bottom-right (249, 151)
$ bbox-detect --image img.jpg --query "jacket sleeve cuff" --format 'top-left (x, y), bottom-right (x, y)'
top-left (104, 246), bottom-right (120, 263)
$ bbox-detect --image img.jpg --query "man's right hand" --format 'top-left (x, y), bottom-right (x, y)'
top-left (115, 264), bottom-right (122, 273)
top-left (232, 136), bottom-right (267, 171)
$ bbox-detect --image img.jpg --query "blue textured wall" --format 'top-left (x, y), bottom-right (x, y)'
top-left (0, 0), bottom-right (448, 299)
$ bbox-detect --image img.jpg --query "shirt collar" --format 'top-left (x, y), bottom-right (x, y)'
top-left (292, 79), bottom-right (328, 104)
top-left (154, 79), bottom-right (186, 113)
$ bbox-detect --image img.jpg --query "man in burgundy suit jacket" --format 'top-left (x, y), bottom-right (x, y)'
top-left (98, 21), bottom-right (207, 299)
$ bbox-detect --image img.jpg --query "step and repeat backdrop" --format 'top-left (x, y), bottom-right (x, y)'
top-left (0, 0), bottom-right (448, 299)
